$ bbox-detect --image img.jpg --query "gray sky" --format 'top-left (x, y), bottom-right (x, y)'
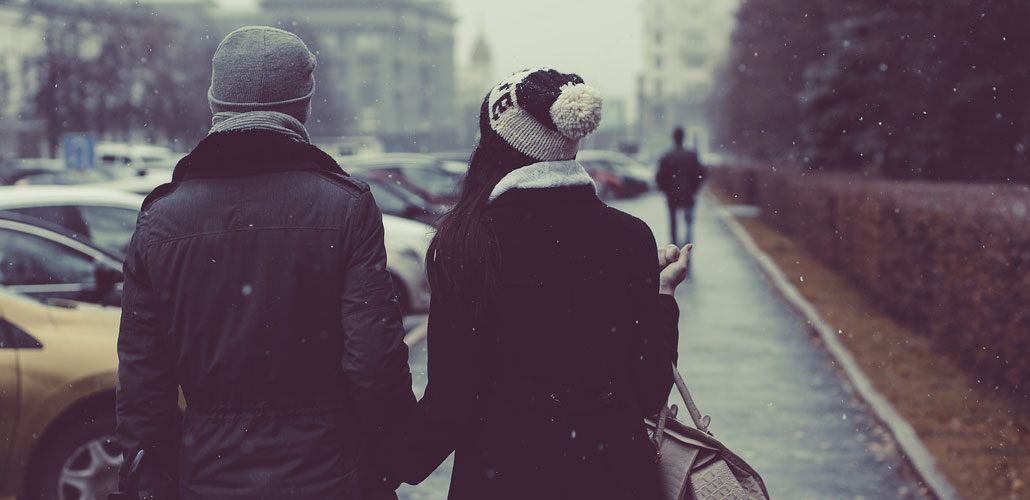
top-left (447, 0), bottom-right (644, 104)
top-left (216, 0), bottom-right (645, 104)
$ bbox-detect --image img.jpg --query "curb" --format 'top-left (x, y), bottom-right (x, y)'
top-left (707, 193), bottom-right (961, 500)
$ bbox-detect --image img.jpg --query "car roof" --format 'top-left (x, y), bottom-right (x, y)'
top-left (432, 151), bottom-right (472, 161)
top-left (342, 154), bottom-right (441, 169)
top-left (0, 186), bottom-right (145, 210)
top-left (0, 210), bottom-right (124, 260)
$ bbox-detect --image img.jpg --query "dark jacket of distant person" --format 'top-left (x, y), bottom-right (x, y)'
top-left (657, 146), bottom-right (707, 207)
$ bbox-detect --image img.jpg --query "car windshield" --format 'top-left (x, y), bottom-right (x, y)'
top-left (366, 181), bottom-right (410, 216)
top-left (399, 167), bottom-right (458, 198)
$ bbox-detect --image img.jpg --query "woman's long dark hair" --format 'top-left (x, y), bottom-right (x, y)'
top-left (427, 98), bottom-right (535, 316)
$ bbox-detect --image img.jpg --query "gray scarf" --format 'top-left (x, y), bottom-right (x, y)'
top-left (210, 111), bottom-right (310, 143)
top-left (488, 160), bottom-right (596, 203)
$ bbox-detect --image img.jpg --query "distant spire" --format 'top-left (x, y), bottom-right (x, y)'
top-left (470, 28), bottom-right (491, 66)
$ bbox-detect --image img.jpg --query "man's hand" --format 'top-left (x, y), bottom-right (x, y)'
top-left (658, 244), bottom-right (692, 295)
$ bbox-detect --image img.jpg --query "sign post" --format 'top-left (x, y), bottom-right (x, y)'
top-left (62, 133), bottom-right (96, 171)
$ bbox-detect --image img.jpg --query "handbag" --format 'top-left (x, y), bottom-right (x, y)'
top-left (645, 363), bottom-right (770, 500)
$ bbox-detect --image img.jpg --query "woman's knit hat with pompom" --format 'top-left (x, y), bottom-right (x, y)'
top-left (481, 68), bottom-right (603, 162)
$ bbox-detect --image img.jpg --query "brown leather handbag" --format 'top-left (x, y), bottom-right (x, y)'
top-left (645, 364), bottom-right (770, 500)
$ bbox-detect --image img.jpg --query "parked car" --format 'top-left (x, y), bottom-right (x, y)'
top-left (315, 135), bottom-right (385, 157)
top-left (88, 168), bottom-right (173, 196)
top-left (342, 154), bottom-right (464, 205)
top-left (430, 151), bottom-right (472, 176)
top-left (0, 287), bottom-right (125, 500)
top-left (380, 215), bottom-right (434, 313)
top-left (362, 175), bottom-right (447, 226)
top-left (0, 186), bottom-right (432, 313)
top-left (577, 150), bottom-right (653, 199)
top-left (432, 151), bottom-right (472, 164)
top-left (13, 163), bottom-right (172, 196)
top-left (0, 158), bottom-right (64, 186)
top-left (1, 166), bottom-right (54, 186)
top-left (95, 143), bottom-right (178, 170)
top-left (0, 186), bottom-right (144, 255)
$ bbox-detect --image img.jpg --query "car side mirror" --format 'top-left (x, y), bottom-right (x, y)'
top-left (94, 265), bottom-right (124, 298)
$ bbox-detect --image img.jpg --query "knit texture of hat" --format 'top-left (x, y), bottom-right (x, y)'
top-left (483, 68), bottom-right (603, 162)
top-left (209, 26), bottom-right (317, 123)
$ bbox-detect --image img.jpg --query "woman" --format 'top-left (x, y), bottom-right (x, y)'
top-left (394, 68), bottom-right (689, 499)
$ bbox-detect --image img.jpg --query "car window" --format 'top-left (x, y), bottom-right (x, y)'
top-left (79, 206), bottom-right (138, 253)
top-left (400, 167), bottom-right (456, 197)
top-left (367, 182), bottom-right (409, 216)
top-left (6, 206), bottom-right (90, 236)
top-left (0, 228), bottom-right (96, 286)
top-left (386, 182), bottom-right (431, 206)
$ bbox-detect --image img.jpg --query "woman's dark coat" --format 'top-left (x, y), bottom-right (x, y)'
top-left (115, 130), bottom-right (415, 499)
top-left (396, 185), bottom-right (680, 500)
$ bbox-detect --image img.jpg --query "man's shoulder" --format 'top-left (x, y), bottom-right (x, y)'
top-left (311, 170), bottom-right (370, 198)
top-left (141, 182), bottom-right (179, 213)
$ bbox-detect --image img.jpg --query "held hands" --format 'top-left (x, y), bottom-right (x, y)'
top-left (658, 244), bottom-right (692, 296)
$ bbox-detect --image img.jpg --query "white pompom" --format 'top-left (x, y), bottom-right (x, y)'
top-left (550, 83), bottom-right (603, 140)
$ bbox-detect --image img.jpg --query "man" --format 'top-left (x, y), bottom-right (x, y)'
top-left (656, 128), bottom-right (707, 245)
top-left (116, 27), bottom-right (415, 499)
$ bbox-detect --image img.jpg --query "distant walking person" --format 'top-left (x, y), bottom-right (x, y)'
top-left (116, 27), bottom-right (415, 499)
top-left (390, 69), bottom-right (691, 500)
top-left (656, 128), bottom-right (707, 245)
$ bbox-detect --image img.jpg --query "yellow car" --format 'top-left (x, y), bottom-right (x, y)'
top-left (1, 211), bottom-right (128, 500)
top-left (0, 288), bottom-right (121, 500)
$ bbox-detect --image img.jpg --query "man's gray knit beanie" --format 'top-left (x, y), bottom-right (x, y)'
top-left (208, 26), bottom-right (316, 123)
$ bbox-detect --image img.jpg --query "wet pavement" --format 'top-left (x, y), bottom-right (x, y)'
top-left (399, 192), bottom-right (930, 500)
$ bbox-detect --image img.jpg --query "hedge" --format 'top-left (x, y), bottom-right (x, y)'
top-left (711, 166), bottom-right (1030, 397)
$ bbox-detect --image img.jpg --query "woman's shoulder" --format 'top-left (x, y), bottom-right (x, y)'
top-left (600, 205), bottom-right (657, 244)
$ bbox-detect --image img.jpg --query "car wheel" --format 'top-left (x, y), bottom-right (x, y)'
top-left (26, 413), bottom-right (122, 500)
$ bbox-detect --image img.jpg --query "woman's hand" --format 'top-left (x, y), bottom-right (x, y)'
top-left (658, 244), bottom-right (692, 295)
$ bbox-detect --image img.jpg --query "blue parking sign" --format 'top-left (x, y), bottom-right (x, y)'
top-left (62, 133), bottom-right (96, 171)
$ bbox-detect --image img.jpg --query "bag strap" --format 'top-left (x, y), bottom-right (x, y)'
top-left (671, 362), bottom-right (711, 433)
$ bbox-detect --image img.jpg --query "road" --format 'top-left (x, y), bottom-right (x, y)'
top-left (398, 192), bottom-right (930, 500)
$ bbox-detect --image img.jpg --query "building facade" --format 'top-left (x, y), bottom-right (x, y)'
top-left (0, 1), bottom-right (45, 158)
top-left (455, 31), bottom-right (494, 149)
top-left (262, 0), bottom-right (458, 152)
top-left (637, 0), bottom-right (738, 157)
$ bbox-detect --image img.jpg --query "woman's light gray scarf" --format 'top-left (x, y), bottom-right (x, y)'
top-left (210, 111), bottom-right (311, 143)
top-left (488, 160), bottom-right (596, 203)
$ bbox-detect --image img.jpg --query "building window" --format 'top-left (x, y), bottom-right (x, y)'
top-left (361, 53), bottom-right (379, 102)
top-left (655, 30), bottom-right (662, 44)
top-left (684, 30), bottom-right (705, 45)
top-left (655, 55), bottom-right (663, 69)
top-left (684, 52), bottom-right (707, 68)
top-left (422, 99), bottom-right (432, 121)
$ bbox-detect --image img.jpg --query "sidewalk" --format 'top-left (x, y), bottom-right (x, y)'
top-left (400, 193), bottom-right (931, 500)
